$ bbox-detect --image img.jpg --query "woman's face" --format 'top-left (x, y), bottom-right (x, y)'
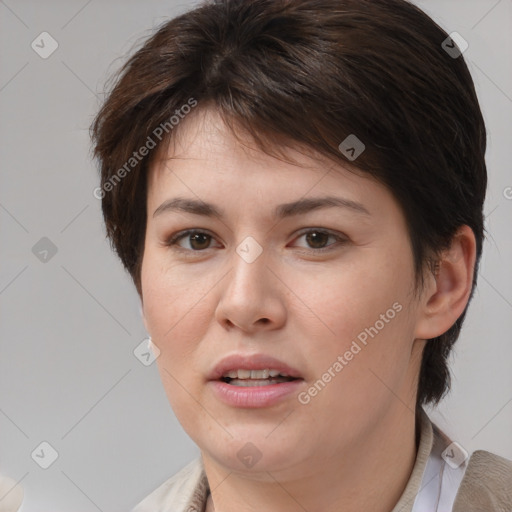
top-left (141, 107), bottom-right (427, 475)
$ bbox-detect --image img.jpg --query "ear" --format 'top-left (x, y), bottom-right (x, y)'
top-left (414, 225), bottom-right (477, 340)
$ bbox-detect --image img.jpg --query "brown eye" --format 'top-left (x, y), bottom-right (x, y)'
top-left (187, 232), bottom-right (212, 250)
top-left (292, 229), bottom-right (346, 252)
top-left (304, 231), bottom-right (330, 249)
top-left (166, 230), bottom-right (218, 251)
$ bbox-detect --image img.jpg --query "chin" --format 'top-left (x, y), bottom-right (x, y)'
top-left (199, 431), bottom-right (304, 474)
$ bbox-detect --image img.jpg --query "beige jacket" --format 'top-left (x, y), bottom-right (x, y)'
top-left (132, 410), bottom-right (512, 512)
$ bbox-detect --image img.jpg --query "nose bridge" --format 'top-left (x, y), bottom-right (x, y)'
top-left (215, 236), bottom-right (286, 330)
top-left (226, 236), bottom-right (269, 301)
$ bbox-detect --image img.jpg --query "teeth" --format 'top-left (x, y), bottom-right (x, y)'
top-left (228, 378), bottom-right (291, 387)
top-left (222, 369), bottom-right (290, 379)
top-left (251, 369), bottom-right (269, 379)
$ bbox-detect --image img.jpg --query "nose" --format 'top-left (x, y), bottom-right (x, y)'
top-left (214, 246), bottom-right (287, 333)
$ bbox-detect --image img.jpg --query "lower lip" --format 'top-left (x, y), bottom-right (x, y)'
top-left (209, 379), bottom-right (304, 408)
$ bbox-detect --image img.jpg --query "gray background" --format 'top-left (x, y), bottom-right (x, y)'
top-left (0, 0), bottom-right (511, 510)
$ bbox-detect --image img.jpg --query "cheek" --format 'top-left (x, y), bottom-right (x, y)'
top-left (141, 249), bottom-right (209, 337)
top-left (290, 254), bottom-right (417, 402)
top-left (141, 252), bottom-right (216, 382)
top-left (153, 356), bottom-right (220, 447)
top-left (290, 254), bottom-right (413, 344)
top-left (142, 259), bottom-right (213, 430)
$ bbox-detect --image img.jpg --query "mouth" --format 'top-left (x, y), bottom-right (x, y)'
top-left (209, 353), bottom-right (303, 383)
top-left (208, 354), bottom-right (304, 408)
top-left (220, 369), bottom-right (300, 387)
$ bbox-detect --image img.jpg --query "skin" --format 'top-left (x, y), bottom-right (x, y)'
top-left (140, 107), bottom-right (476, 512)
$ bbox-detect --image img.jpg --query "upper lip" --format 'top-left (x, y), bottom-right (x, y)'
top-left (209, 353), bottom-right (303, 381)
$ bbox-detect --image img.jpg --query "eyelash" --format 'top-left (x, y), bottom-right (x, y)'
top-left (164, 228), bottom-right (348, 255)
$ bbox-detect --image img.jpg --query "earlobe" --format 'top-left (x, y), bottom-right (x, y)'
top-left (414, 225), bottom-right (477, 340)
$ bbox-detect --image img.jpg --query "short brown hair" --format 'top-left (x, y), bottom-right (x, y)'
top-left (91, 0), bottom-right (487, 408)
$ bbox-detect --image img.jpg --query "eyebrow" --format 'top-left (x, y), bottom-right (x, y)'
top-left (153, 195), bottom-right (371, 219)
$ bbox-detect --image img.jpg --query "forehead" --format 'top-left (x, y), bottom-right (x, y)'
top-left (148, 108), bottom-right (368, 189)
top-left (146, 107), bottom-right (399, 224)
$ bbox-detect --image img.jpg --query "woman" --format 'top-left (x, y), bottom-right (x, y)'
top-left (91, 0), bottom-right (512, 510)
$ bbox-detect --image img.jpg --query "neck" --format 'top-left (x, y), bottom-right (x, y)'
top-left (202, 406), bottom-right (420, 512)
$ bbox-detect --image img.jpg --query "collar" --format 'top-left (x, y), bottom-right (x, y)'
top-left (390, 407), bottom-right (435, 512)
